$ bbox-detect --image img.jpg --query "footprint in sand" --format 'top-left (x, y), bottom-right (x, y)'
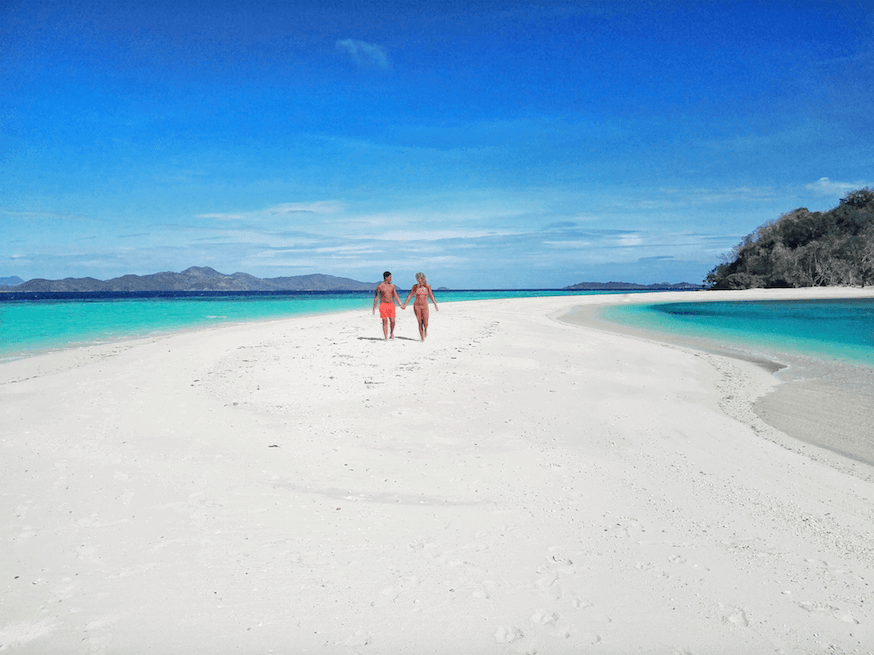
top-left (529, 610), bottom-right (577, 640)
top-left (379, 576), bottom-right (421, 602)
top-left (472, 584), bottom-right (491, 599)
top-left (719, 603), bottom-right (749, 627)
top-left (74, 543), bottom-right (101, 564)
top-left (107, 563), bottom-right (158, 579)
top-left (114, 490), bottom-right (135, 505)
top-left (462, 579), bottom-right (492, 599)
top-left (494, 625), bottom-right (523, 643)
top-left (802, 558), bottom-right (859, 580)
top-left (530, 610), bottom-right (559, 625)
top-left (570, 597), bottom-right (594, 609)
top-left (0, 619), bottom-right (59, 650)
top-left (535, 572), bottom-right (563, 600)
top-left (527, 550), bottom-right (611, 645)
top-left (11, 527), bottom-right (38, 544)
top-left (50, 578), bottom-right (79, 600)
top-left (532, 551), bottom-right (590, 608)
top-left (81, 616), bottom-right (118, 652)
top-left (343, 629), bottom-right (372, 647)
top-left (798, 601), bottom-right (859, 624)
top-left (537, 551), bottom-right (576, 575)
top-left (636, 561), bottom-right (671, 579)
top-left (610, 518), bottom-right (644, 538)
top-left (77, 514), bottom-right (129, 528)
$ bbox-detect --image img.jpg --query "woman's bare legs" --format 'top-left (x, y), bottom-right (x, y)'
top-left (414, 304), bottom-right (429, 340)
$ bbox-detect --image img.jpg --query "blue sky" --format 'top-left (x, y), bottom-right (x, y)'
top-left (2, 0), bottom-right (872, 288)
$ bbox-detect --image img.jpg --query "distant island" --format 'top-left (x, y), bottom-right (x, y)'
top-left (0, 276), bottom-right (24, 287)
top-left (563, 281), bottom-right (701, 291)
top-left (706, 188), bottom-right (874, 289)
top-left (2, 266), bottom-right (379, 293)
top-left (0, 266), bottom-right (701, 293)
top-left (1, 267), bottom-right (705, 294)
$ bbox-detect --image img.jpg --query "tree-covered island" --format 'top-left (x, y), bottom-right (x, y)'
top-left (706, 188), bottom-right (874, 289)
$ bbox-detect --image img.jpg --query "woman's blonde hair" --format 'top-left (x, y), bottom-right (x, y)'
top-left (415, 272), bottom-right (426, 282)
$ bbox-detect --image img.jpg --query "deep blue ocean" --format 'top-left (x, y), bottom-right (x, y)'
top-left (1, 291), bottom-right (872, 368)
top-left (0, 289), bottom-right (620, 361)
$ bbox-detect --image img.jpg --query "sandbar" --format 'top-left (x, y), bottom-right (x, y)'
top-left (1, 288), bottom-right (873, 653)
top-left (560, 287), bottom-right (874, 471)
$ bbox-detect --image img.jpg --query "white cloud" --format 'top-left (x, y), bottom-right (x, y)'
top-left (542, 239), bottom-right (593, 249)
top-left (313, 244), bottom-right (376, 254)
top-left (640, 185), bottom-right (779, 209)
top-left (805, 177), bottom-right (865, 196)
top-left (267, 201), bottom-right (344, 215)
top-left (617, 233), bottom-right (643, 247)
top-left (380, 228), bottom-right (520, 241)
top-left (197, 201), bottom-right (344, 221)
top-left (0, 208), bottom-right (95, 221)
top-left (336, 39), bottom-right (390, 70)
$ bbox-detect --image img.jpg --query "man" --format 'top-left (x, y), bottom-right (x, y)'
top-left (372, 271), bottom-right (404, 339)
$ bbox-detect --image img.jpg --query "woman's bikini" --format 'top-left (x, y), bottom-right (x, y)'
top-left (410, 281), bottom-right (432, 340)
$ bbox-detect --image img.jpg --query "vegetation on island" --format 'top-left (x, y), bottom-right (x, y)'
top-left (706, 188), bottom-right (874, 289)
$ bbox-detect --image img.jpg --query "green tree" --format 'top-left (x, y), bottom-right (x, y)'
top-left (705, 188), bottom-right (874, 289)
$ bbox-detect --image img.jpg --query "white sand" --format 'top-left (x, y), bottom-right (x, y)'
top-left (2, 288), bottom-right (873, 653)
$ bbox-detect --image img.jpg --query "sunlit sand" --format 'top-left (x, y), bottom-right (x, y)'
top-left (2, 287), bottom-right (873, 652)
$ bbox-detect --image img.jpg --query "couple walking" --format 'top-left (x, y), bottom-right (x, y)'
top-left (372, 271), bottom-right (438, 341)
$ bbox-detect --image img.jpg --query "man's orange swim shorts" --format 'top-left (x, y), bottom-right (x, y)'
top-left (379, 302), bottom-right (396, 319)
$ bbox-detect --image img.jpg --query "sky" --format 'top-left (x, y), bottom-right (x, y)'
top-left (2, 0), bottom-right (872, 289)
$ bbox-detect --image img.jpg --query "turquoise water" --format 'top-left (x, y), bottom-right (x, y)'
top-left (5, 291), bottom-right (871, 368)
top-left (603, 299), bottom-right (874, 368)
top-left (0, 294), bottom-right (370, 361)
top-left (0, 290), bottom-right (617, 361)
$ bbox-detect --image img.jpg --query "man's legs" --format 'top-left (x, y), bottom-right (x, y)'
top-left (379, 302), bottom-right (396, 339)
top-left (379, 302), bottom-right (397, 339)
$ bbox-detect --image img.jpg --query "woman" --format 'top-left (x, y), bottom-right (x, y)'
top-left (401, 272), bottom-right (439, 340)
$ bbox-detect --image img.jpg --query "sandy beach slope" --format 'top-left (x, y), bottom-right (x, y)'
top-left (2, 288), bottom-right (873, 653)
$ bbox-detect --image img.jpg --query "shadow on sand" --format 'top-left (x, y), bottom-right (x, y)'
top-left (357, 336), bottom-right (419, 342)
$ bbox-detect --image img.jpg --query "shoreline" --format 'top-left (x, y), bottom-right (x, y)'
top-left (556, 287), bottom-right (874, 472)
top-left (2, 290), bottom-right (873, 652)
top-left (0, 297), bottom-right (377, 365)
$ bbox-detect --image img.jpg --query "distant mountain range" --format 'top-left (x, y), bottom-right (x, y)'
top-left (563, 281), bottom-right (701, 290)
top-left (1, 267), bottom-right (702, 293)
top-left (0, 276), bottom-right (24, 287)
top-left (2, 267), bottom-right (379, 293)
